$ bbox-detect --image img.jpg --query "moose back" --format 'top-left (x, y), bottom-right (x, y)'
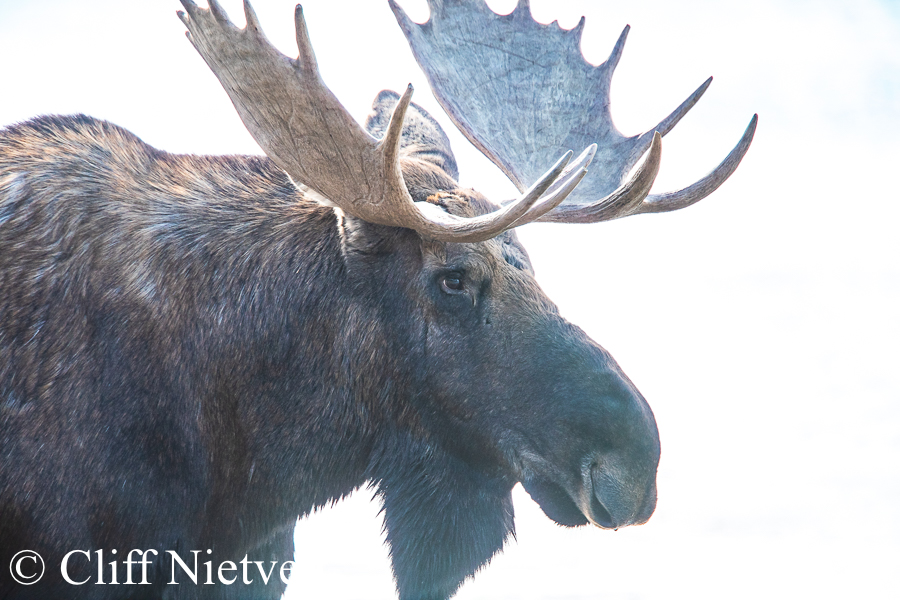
top-left (0, 1), bottom-right (755, 598)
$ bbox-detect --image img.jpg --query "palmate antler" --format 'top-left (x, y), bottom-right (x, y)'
top-left (178, 0), bottom-right (649, 243)
top-left (391, 0), bottom-right (757, 223)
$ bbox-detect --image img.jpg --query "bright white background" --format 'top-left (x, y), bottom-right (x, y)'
top-left (1, 0), bottom-right (898, 598)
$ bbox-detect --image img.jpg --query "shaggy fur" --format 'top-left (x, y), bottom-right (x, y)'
top-left (0, 97), bottom-right (660, 600)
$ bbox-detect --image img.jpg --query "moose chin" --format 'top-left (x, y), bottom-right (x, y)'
top-left (0, 1), bottom-right (755, 598)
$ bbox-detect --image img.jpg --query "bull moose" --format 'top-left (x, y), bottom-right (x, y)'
top-left (0, 0), bottom-right (756, 598)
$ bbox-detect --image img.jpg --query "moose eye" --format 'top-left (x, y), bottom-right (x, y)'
top-left (441, 273), bottom-right (465, 294)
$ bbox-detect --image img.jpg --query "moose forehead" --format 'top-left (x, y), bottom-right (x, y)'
top-left (409, 175), bottom-right (536, 277)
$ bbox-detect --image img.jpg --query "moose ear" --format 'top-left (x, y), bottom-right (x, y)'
top-left (366, 89), bottom-right (459, 182)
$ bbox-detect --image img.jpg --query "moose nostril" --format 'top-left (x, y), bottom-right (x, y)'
top-left (590, 493), bottom-right (617, 529)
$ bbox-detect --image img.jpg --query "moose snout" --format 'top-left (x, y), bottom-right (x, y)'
top-left (580, 454), bottom-right (658, 530)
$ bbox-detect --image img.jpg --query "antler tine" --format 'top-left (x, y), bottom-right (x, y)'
top-left (293, 5), bottom-right (319, 76)
top-left (242, 0), bottom-right (262, 32)
top-left (605, 25), bottom-right (630, 79)
top-left (654, 77), bottom-right (712, 138)
top-left (179, 1), bottom-right (580, 243)
top-left (619, 77), bottom-right (712, 189)
top-left (380, 84), bottom-right (416, 170)
top-left (569, 16), bottom-right (587, 44)
top-left (413, 148), bottom-right (578, 242)
top-left (535, 144), bottom-right (596, 204)
top-left (207, 0), bottom-right (230, 24)
top-left (508, 143), bottom-right (595, 224)
top-left (638, 114), bottom-right (758, 214)
top-left (536, 133), bottom-right (661, 224)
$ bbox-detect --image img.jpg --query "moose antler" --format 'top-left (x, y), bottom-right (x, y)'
top-left (391, 0), bottom-right (757, 223)
top-left (177, 0), bottom-right (600, 242)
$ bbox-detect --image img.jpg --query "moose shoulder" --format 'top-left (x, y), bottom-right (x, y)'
top-left (0, 1), bottom-right (755, 599)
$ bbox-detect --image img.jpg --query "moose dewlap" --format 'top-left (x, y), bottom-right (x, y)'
top-left (0, 1), bottom-right (754, 599)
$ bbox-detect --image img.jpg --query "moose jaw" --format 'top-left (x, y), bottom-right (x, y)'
top-left (0, 1), bottom-right (755, 599)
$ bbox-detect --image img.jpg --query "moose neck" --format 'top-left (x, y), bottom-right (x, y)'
top-left (125, 152), bottom-right (406, 548)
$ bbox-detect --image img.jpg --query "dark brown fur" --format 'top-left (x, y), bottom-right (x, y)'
top-left (1, 101), bottom-right (659, 600)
